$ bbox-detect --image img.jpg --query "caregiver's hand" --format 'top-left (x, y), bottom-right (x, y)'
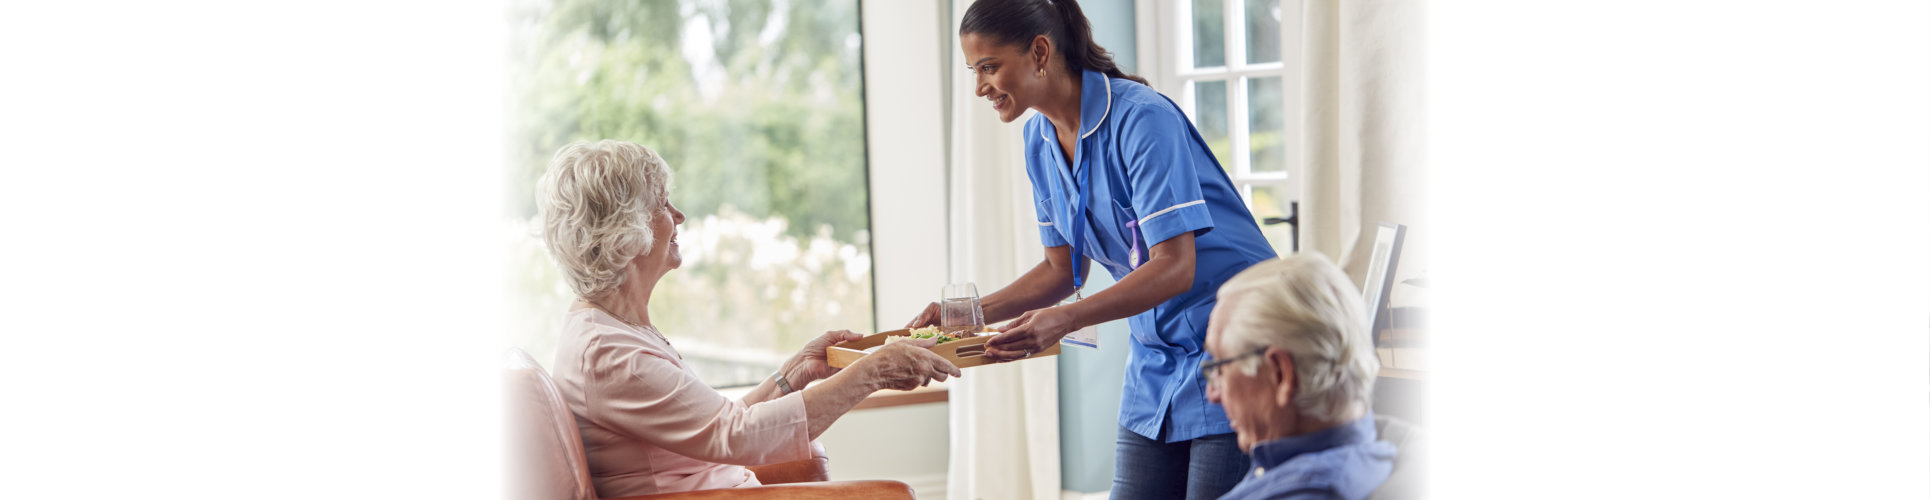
top-left (854, 338), bottom-right (962, 391)
top-left (784, 329), bottom-right (867, 386)
top-left (905, 302), bottom-right (941, 329)
top-left (985, 306), bottom-right (1076, 362)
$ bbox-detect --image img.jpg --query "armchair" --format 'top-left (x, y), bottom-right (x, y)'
top-left (504, 349), bottom-right (915, 500)
top-left (1365, 415), bottom-right (1425, 500)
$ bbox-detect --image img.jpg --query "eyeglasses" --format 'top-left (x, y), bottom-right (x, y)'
top-left (1200, 346), bottom-right (1269, 387)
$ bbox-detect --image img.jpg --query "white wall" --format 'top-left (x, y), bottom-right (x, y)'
top-left (818, 403), bottom-right (952, 496)
top-left (862, 0), bottom-right (947, 331)
top-left (819, 0), bottom-right (953, 495)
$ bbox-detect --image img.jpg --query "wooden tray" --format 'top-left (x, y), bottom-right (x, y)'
top-left (826, 328), bottom-right (1063, 369)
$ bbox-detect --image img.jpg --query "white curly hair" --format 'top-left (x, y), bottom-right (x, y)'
top-left (1215, 253), bottom-right (1380, 423)
top-left (535, 140), bottom-right (672, 300)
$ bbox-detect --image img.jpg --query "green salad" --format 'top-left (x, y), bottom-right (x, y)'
top-left (908, 326), bottom-right (965, 343)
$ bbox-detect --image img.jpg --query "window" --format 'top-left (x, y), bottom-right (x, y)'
top-left (1148, 0), bottom-right (1302, 256)
top-left (507, 0), bottom-right (873, 388)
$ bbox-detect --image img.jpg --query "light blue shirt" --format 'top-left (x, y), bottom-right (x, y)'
top-left (1219, 414), bottom-right (1395, 500)
top-left (1025, 69), bottom-right (1277, 442)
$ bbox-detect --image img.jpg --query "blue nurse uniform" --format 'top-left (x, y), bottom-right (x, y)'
top-left (1025, 69), bottom-right (1278, 443)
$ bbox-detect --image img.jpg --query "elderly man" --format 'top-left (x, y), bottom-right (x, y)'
top-left (1202, 254), bottom-right (1395, 500)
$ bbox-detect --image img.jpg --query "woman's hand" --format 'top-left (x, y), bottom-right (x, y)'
top-left (786, 330), bottom-right (867, 386)
top-left (985, 306), bottom-right (1078, 362)
top-left (905, 302), bottom-right (941, 329)
top-left (855, 338), bottom-right (962, 391)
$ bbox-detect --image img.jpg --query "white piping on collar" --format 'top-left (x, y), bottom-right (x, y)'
top-left (1082, 76), bottom-right (1112, 139)
top-left (1038, 74), bottom-right (1114, 142)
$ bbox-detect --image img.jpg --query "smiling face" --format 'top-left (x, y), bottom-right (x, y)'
top-left (961, 33), bottom-right (1050, 123)
top-left (634, 188), bottom-right (686, 277)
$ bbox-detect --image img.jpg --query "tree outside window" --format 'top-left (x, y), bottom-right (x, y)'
top-left (506, 0), bottom-right (873, 388)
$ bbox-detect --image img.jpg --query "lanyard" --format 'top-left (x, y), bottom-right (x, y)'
top-left (1066, 142), bottom-right (1092, 302)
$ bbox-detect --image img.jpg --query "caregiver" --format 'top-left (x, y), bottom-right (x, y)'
top-left (905, 1), bottom-right (1279, 499)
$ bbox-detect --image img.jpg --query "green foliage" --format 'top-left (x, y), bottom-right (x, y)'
top-left (1192, 0), bottom-right (1226, 67)
top-left (508, 0), bottom-right (868, 242)
top-left (1202, 129), bottom-right (1281, 173)
top-left (505, 0), bottom-right (876, 385)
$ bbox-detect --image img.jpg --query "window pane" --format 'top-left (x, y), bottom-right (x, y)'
top-left (1244, 0), bottom-right (1282, 64)
top-left (1191, 80), bottom-right (1231, 170)
top-left (509, 0), bottom-right (873, 388)
top-left (1192, 0), bottom-right (1226, 68)
top-left (1249, 184), bottom-right (1295, 256)
top-left (1247, 76), bottom-right (1286, 174)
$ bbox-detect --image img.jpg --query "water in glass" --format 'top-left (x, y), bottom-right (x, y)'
top-left (940, 282), bottom-right (983, 334)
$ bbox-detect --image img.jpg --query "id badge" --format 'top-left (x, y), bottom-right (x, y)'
top-left (1058, 288), bottom-right (1096, 348)
top-left (1062, 324), bottom-right (1099, 349)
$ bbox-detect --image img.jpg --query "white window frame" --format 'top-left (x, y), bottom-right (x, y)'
top-left (1137, 0), bottom-right (1304, 249)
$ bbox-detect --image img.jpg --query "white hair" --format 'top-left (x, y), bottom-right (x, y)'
top-left (1216, 253), bottom-right (1380, 423)
top-left (535, 140), bottom-right (672, 300)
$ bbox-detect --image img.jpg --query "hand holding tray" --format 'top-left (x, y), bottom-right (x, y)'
top-left (826, 328), bottom-right (1063, 369)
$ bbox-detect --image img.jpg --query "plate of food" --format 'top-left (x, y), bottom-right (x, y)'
top-left (826, 326), bottom-right (1062, 369)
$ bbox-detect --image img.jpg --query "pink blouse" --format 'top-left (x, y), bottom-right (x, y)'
top-left (551, 308), bottom-right (814, 497)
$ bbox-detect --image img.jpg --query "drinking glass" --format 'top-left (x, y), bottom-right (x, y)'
top-left (939, 282), bottom-right (984, 335)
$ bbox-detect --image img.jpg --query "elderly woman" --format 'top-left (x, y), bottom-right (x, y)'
top-left (536, 140), bottom-right (961, 497)
top-left (1201, 254), bottom-right (1395, 500)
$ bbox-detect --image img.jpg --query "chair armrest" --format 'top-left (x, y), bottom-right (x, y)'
top-left (604, 480), bottom-right (915, 500)
top-left (746, 440), bottom-right (830, 484)
top-left (746, 456), bottom-right (830, 484)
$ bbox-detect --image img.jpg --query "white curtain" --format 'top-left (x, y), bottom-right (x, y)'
top-left (943, 3), bottom-right (1062, 500)
top-left (1298, 0), bottom-right (1427, 287)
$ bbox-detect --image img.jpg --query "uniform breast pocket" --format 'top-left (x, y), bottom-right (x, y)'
top-left (1111, 200), bottom-right (1145, 269)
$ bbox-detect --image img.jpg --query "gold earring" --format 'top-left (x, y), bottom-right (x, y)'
top-left (1037, 68), bottom-right (1046, 78)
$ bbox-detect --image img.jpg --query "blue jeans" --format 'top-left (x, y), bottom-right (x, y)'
top-left (1111, 424), bottom-right (1249, 500)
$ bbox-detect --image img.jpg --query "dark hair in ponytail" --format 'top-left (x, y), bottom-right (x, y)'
top-left (960, 0), bottom-right (1148, 86)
